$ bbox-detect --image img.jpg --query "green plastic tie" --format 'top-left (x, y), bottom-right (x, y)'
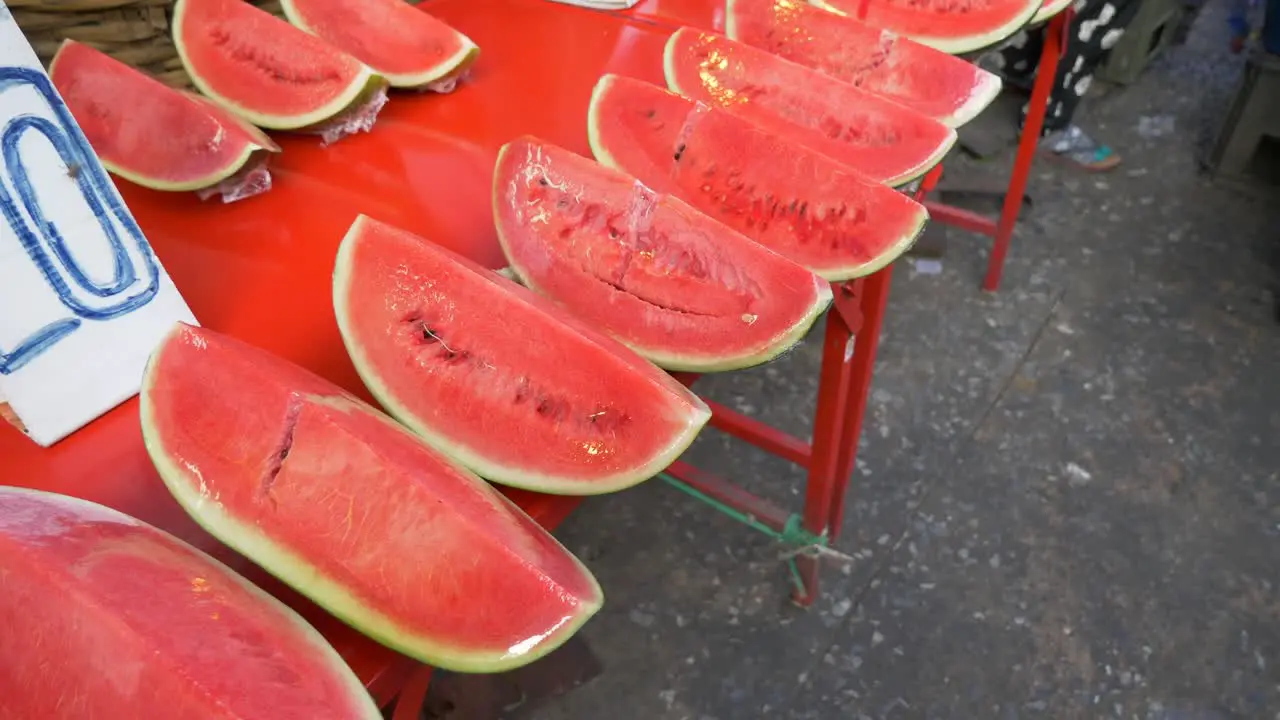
top-left (658, 473), bottom-right (856, 599)
top-left (657, 473), bottom-right (841, 556)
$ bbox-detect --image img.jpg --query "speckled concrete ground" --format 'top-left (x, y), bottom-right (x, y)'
top-left (515, 6), bottom-right (1280, 719)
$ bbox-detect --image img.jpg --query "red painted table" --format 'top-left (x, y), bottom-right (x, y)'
top-left (1, 0), bottom-right (1037, 714)
top-left (0, 0), bottom-right (666, 714)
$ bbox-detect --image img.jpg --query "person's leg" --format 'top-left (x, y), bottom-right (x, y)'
top-left (1028, 0), bottom-right (1143, 169)
top-left (988, 25), bottom-right (1047, 90)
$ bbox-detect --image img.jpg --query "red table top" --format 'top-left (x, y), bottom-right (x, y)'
top-left (613, 0), bottom-right (725, 29)
top-left (0, 0), bottom-right (673, 701)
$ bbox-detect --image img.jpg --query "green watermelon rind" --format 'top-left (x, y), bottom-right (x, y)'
top-left (0, 487), bottom-right (384, 719)
top-left (48, 41), bottom-right (277, 193)
top-left (332, 215), bottom-right (711, 496)
top-left (1030, 0), bottom-right (1073, 25)
top-left (826, 209), bottom-right (929, 279)
top-left (493, 141), bottom-right (834, 374)
top-left (138, 332), bottom-right (604, 674)
top-left (721, 0), bottom-right (1003, 129)
top-left (582, 75), bottom-right (629, 188)
top-left (660, 30), bottom-right (957, 187)
top-left (936, 69), bottom-right (1002, 128)
top-left (172, 0), bottom-right (387, 130)
top-left (586, 74), bottom-right (929, 281)
top-left (808, 0), bottom-right (1044, 56)
top-left (277, 0), bottom-right (482, 89)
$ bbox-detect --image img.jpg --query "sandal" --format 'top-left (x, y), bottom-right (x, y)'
top-left (1039, 125), bottom-right (1122, 172)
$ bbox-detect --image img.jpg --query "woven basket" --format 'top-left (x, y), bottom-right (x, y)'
top-left (9, 0), bottom-right (410, 88)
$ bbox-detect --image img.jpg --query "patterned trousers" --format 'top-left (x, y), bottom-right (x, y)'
top-left (993, 0), bottom-right (1142, 134)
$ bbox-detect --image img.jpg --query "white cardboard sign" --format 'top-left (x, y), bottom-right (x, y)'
top-left (0, 4), bottom-right (197, 447)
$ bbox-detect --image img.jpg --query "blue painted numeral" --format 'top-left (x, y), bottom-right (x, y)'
top-left (0, 67), bottom-right (160, 375)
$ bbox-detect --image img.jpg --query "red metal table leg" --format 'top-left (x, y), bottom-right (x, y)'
top-left (702, 398), bottom-right (811, 467)
top-left (659, 166), bottom-right (940, 607)
top-left (982, 11), bottom-right (1071, 291)
top-left (806, 165), bottom-right (934, 543)
top-left (389, 665), bottom-right (433, 720)
top-left (786, 162), bottom-right (940, 603)
top-left (825, 266), bottom-right (894, 542)
top-left (791, 291), bottom-right (859, 605)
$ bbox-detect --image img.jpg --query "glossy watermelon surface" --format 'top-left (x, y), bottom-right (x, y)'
top-left (664, 27), bottom-right (956, 185)
top-left (140, 323), bottom-right (603, 673)
top-left (0, 486), bottom-right (380, 719)
top-left (588, 74), bottom-right (929, 280)
top-left (725, 0), bottom-right (1002, 127)
top-left (333, 215), bottom-right (710, 495)
top-left (493, 136), bottom-right (832, 373)
top-left (279, 0), bottom-right (479, 89)
top-left (173, 0), bottom-right (384, 129)
top-left (814, 0), bottom-right (1043, 54)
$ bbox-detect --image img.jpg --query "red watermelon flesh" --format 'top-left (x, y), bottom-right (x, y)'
top-left (333, 215), bottom-right (710, 496)
top-left (813, 0), bottom-right (1043, 55)
top-left (724, 0), bottom-right (1002, 128)
top-left (587, 74), bottom-right (929, 280)
top-left (279, 0), bottom-right (479, 90)
top-left (48, 40), bottom-right (280, 192)
top-left (663, 27), bottom-right (956, 186)
top-left (0, 487), bottom-right (379, 719)
top-left (493, 136), bottom-right (832, 373)
top-left (139, 323), bottom-right (603, 673)
top-left (173, 0), bottom-right (385, 130)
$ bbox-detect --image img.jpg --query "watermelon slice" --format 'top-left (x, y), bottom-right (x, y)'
top-left (1032, 0), bottom-right (1073, 23)
top-left (333, 215), bottom-right (711, 495)
top-left (0, 487), bottom-right (380, 719)
top-left (48, 40), bottom-right (280, 192)
top-left (139, 323), bottom-right (604, 673)
top-left (279, 0), bottom-right (479, 90)
top-left (724, 0), bottom-right (1002, 128)
top-left (813, 0), bottom-right (1043, 55)
top-left (173, 0), bottom-right (386, 130)
top-left (663, 27), bottom-right (956, 186)
top-left (493, 136), bottom-right (833, 373)
top-left (587, 74), bottom-right (929, 280)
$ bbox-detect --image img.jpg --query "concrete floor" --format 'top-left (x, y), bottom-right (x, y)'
top-left (514, 6), bottom-right (1280, 719)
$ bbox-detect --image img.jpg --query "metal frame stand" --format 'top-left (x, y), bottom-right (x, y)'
top-left (654, 9), bottom-right (1073, 606)
top-left (924, 10), bottom-right (1073, 291)
top-left (380, 12), bottom-right (1072, 713)
top-left (658, 169), bottom-right (941, 606)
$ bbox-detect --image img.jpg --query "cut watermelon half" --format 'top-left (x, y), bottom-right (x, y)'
top-left (279, 0), bottom-right (479, 90)
top-left (333, 215), bottom-right (710, 496)
top-left (493, 136), bottom-right (833, 373)
top-left (813, 0), bottom-right (1043, 55)
top-left (48, 40), bottom-right (280, 192)
top-left (0, 487), bottom-right (380, 719)
top-left (173, 0), bottom-right (386, 130)
top-left (587, 74), bottom-right (929, 280)
top-left (139, 323), bottom-right (604, 673)
top-left (724, 0), bottom-right (1002, 128)
top-left (663, 27), bottom-right (956, 186)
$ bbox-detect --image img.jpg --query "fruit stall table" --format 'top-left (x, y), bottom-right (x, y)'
top-left (571, 0), bottom-right (1073, 595)
top-left (1, 0), bottom-right (622, 714)
top-left (1, 0), bottom-right (1011, 715)
top-left (611, 0), bottom-right (1074, 292)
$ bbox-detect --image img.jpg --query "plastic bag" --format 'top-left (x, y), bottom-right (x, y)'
top-left (310, 86), bottom-right (390, 146)
top-left (195, 157), bottom-right (273, 204)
